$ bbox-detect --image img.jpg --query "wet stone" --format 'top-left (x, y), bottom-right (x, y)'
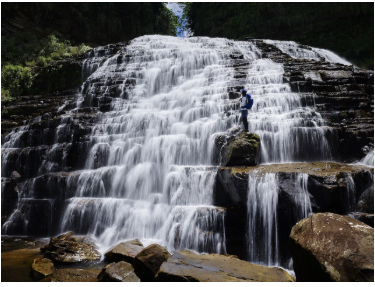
top-left (134, 244), bottom-right (171, 281)
top-left (104, 239), bottom-right (144, 264)
top-left (31, 258), bottom-right (55, 280)
top-left (50, 268), bottom-right (99, 282)
top-left (41, 231), bottom-right (101, 263)
top-left (97, 261), bottom-right (140, 282)
top-left (220, 132), bottom-right (261, 166)
top-left (155, 250), bottom-right (295, 282)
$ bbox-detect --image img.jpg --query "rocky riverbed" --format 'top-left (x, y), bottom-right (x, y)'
top-left (2, 213), bottom-right (373, 282)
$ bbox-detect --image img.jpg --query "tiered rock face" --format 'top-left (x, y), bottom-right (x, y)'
top-left (1, 43), bottom-right (125, 133)
top-left (255, 40), bottom-right (374, 162)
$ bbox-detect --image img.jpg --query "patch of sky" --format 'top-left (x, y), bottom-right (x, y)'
top-left (166, 2), bottom-right (193, 38)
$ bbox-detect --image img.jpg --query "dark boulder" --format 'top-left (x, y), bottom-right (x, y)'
top-left (155, 250), bottom-right (295, 282)
top-left (214, 167), bottom-right (248, 259)
top-left (1, 178), bottom-right (19, 224)
top-left (10, 171), bottom-right (21, 180)
top-left (97, 261), bottom-right (140, 282)
top-left (133, 244), bottom-right (171, 281)
top-left (357, 185), bottom-right (374, 213)
top-left (220, 132), bottom-right (261, 166)
top-left (290, 213), bottom-right (374, 282)
top-left (104, 239), bottom-right (144, 264)
top-left (3, 198), bottom-right (52, 237)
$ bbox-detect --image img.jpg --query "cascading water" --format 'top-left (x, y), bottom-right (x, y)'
top-left (358, 150), bottom-right (374, 167)
top-left (247, 172), bottom-right (311, 267)
top-left (1, 35), bottom-right (365, 272)
top-left (263, 39), bottom-right (352, 66)
top-left (244, 58), bottom-right (332, 163)
top-left (2, 36), bottom-right (261, 252)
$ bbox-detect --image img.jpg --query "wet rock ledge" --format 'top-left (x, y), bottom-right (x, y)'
top-left (254, 39), bottom-right (374, 162)
top-left (216, 162), bottom-right (374, 259)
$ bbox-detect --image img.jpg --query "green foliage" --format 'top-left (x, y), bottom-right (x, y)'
top-left (1, 34), bottom-right (91, 101)
top-left (1, 65), bottom-right (34, 101)
top-left (0, 3), bottom-right (179, 101)
top-left (182, 3), bottom-right (374, 69)
top-left (2, 3), bottom-right (178, 47)
top-left (2, 34), bottom-right (91, 68)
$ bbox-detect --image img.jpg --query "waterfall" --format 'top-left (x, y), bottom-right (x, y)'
top-left (244, 58), bottom-right (332, 163)
top-left (247, 173), bottom-right (279, 266)
top-left (1, 35), bottom-right (361, 269)
top-left (247, 172), bottom-right (311, 267)
top-left (358, 150), bottom-right (374, 167)
top-left (263, 39), bottom-right (352, 65)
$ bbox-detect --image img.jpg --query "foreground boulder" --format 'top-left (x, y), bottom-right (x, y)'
top-left (97, 261), bottom-right (140, 282)
top-left (31, 258), bottom-right (55, 280)
top-left (357, 185), bottom-right (374, 213)
top-left (134, 244), bottom-right (171, 281)
top-left (41, 231), bottom-right (101, 263)
top-left (290, 213), bottom-right (374, 282)
top-left (220, 132), bottom-right (261, 166)
top-left (155, 250), bottom-right (294, 282)
top-left (50, 269), bottom-right (99, 282)
top-left (105, 239), bottom-right (144, 264)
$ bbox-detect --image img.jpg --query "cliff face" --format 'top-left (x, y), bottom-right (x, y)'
top-left (183, 3), bottom-right (374, 69)
top-left (1, 3), bottom-right (177, 47)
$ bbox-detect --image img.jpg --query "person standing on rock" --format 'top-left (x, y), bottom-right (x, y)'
top-left (238, 89), bottom-right (253, 132)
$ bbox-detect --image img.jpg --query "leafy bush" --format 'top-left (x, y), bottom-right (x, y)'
top-left (1, 34), bottom-right (92, 101)
top-left (35, 56), bottom-right (47, 67)
top-left (1, 65), bottom-right (34, 100)
top-left (2, 34), bottom-right (92, 68)
top-left (51, 52), bottom-right (60, 60)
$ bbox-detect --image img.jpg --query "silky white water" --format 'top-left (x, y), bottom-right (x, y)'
top-left (358, 150), bottom-right (374, 167)
top-left (61, 36), bottom-right (262, 253)
top-left (247, 172), bottom-right (311, 266)
top-left (264, 39), bottom-right (352, 65)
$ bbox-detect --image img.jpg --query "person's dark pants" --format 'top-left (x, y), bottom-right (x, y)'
top-left (240, 109), bottom-right (249, 132)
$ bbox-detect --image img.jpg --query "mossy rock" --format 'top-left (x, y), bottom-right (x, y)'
top-left (220, 132), bottom-right (261, 166)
